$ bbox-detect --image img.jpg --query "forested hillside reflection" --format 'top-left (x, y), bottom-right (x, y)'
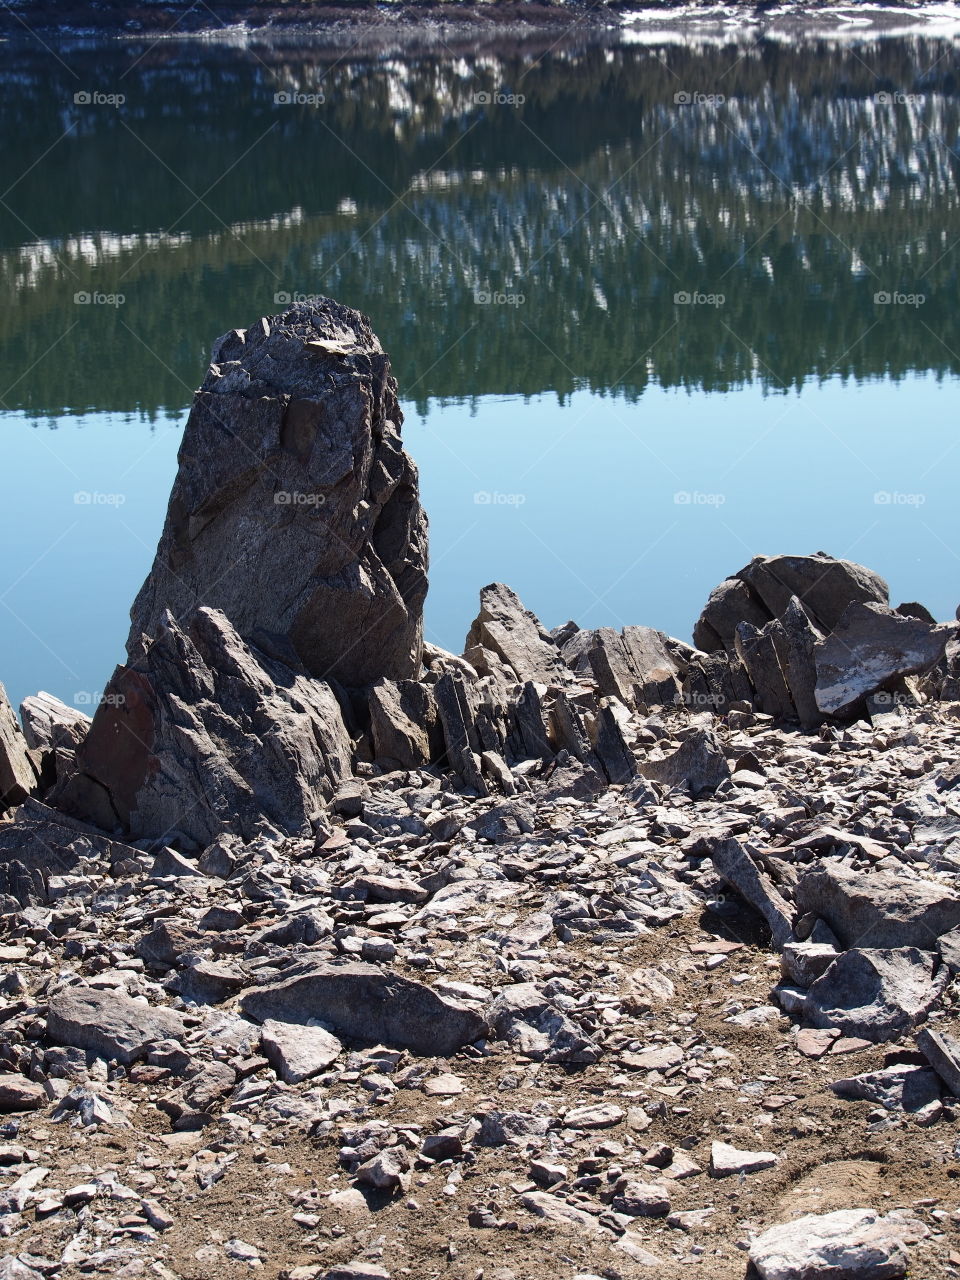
top-left (1, 35), bottom-right (958, 417)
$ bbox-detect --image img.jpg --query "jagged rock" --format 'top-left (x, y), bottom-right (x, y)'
top-left (128, 300), bottom-right (428, 687)
top-left (735, 620), bottom-right (796, 720)
top-left (368, 679), bottom-right (437, 769)
top-left (0, 801), bottom-right (132, 908)
top-left (434, 672), bottom-right (487, 794)
top-left (748, 1208), bottom-right (908, 1280)
top-left (240, 959), bottom-right (487, 1056)
top-left (573, 626), bottom-right (685, 709)
top-left (639, 728), bottom-right (730, 796)
top-left (916, 1026), bottom-right (960, 1098)
top-left (804, 948), bottom-right (941, 1043)
top-left (487, 982), bottom-right (600, 1064)
top-left (260, 1019), bottom-right (342, 1084)
top-left (795, 864), bottom-right (960, 950)
top-left (19, 692), bottom-right (90, 756)
top-left (771, 596), bottom-right (824, 729)
top-left (475, 801), bottom-right (535, 843)
top-left (0, 684), bottom-right (38, 811)
top-left (47, 985), bottom-right (188, 1064)
top-left (593, 703), bottom-right (637, 783)
top-left (464, 584), bottom-right (568, 686)
top-left (781, 940), bottom-right (839, 987)
top-left (814, 603), bottom-right (951, 716)
top-left (710, 838), bottom-right (793, 946)
top-left (54, 607), bottom-right (352, 845)
top-left (829, 1064), bottom-right (941, 1112)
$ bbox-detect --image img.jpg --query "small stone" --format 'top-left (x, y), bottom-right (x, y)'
top-left (423, 1073), bottom-right (464, 1097)
top-left (0, 1075), bottom-right (46, 1113)
top-left (260, 1019), bottom-right (342, 1085)
top-left (710, 1140), bottom-right (778, 1177)
top-left (563, 1103), bottom-right (624, 1129)
top-left (612, 1180), bottom-right (671, 1217)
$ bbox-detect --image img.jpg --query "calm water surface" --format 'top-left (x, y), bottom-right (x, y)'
top-left (1, 32), bottom-right (958, 709)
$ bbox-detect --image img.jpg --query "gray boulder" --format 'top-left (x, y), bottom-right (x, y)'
top-left (805, 947), bottom-right (941, 1043)
top-left (639, 728), bottom-right (730, 796)
top-left (829, 1064), bottom-right (941, 1112)
top-left (748, 1209), bottom-right (908, 1280)
top-left (240, 958), bottom-right (487, 1056)
top-left (795, 863), bottom-right (960, 950)
top-left (127, 299), bottom-right (428, 688)
top-left (771, 596), bottom-right (824, 729)
top-left (0, 683), bottom-right (37, 811)
top-left (814, 603), bottom-right (951, 716)
top-left (739, 552), bottom-right (889, 630)
top-left (54, 607), bottom-right (352, 846)
top-left (367, 678), bottom-right (438, 769)
top-left (694, 552), bottom-right (889, 653)
top-left (47, 985), bottom-right (187, 1064)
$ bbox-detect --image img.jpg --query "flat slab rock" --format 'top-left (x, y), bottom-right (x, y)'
top-left (749, 1208), bottom-right (908, 1280)
top-left (804, 947), bottom-right (941, 1043)
top-left (240, 959), bottom-right (487, 1057)
top-left (795, 863), bottom-right (960, 950)
top-left (260, 1018), bottom-right (342, 1084)
top-left (46, 985), bottom-right (188, 1065)
top-left (710, 1140), bottom-right (778, 1177)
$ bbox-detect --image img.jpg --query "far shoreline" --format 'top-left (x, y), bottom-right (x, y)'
top-left (3, 0), bottom-right (960, 46)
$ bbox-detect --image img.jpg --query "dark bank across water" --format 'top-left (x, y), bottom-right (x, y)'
top-left (1, 26), bottom-right (959, 711)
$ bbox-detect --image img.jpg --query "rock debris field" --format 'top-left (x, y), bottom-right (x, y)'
top-left (1, 299), bottom-right (959, 1280)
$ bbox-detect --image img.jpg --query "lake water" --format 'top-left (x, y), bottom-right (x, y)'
top-left (1, 28), bottom-right (959, 711)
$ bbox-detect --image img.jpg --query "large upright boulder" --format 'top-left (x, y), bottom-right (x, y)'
top-left (54, 607), bottom-right (352, 847)
top-left (694, 552), bottom-right (889, 654)
top-left (128, 299), bottom-right (428, 689)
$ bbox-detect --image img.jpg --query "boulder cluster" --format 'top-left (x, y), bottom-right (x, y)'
top-left (0, 300), bottom-right (958, 1280)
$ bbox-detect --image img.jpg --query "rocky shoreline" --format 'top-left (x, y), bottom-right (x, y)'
top-left (0, 299), bottom-right (959, 1279)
